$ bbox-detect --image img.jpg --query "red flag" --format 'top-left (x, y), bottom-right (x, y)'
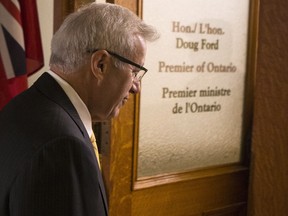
top-left (0, 0), bottom-right (44, 110)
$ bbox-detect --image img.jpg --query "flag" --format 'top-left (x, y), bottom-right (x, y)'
top-left (0, 0), bottom-right (44, 110)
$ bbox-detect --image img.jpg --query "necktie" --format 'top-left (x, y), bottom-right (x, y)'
top-left (90, 132), bottom-right (101, 169)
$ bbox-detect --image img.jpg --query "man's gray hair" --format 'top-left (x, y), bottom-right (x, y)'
top-left (49, 3), bottom-right (159, 73)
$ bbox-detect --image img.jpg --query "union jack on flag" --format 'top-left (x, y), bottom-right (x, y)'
top-left (0, 0), bottom-right (43, 110)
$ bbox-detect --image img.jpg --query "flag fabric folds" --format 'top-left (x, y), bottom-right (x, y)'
top-left (0, 0), bottom-right (44, 110)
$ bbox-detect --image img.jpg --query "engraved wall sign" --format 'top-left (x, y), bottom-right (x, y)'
top-left (138, 0), bottom-right (251, 177)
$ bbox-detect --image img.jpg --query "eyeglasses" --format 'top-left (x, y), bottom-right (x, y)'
top-left (88, 49), bottom-right (148, 81)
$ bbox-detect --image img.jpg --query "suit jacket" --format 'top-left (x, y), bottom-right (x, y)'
top-left (0, 73), bottom-right (108, 216)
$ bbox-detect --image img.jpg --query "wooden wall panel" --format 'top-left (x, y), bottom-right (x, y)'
top-left (248, 0), bottom-right (288, 215)
top-left (53, 0), bottom-right (94, 32)
top-left (132, 170), bottom-right (249, 215)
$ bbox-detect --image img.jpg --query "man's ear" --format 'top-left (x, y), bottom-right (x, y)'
top-left (90, 50), bottom-right (109, 80)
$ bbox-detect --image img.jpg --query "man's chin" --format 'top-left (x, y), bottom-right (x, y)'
top-left (92, 106), bottom-right (122, 122)
top-left (111, 108), bottom-right (120, 118)
top-left (105, 107), bottom-right (121, 120)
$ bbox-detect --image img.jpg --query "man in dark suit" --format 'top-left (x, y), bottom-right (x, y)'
top-left (0, 3), bottom-right (159, 216)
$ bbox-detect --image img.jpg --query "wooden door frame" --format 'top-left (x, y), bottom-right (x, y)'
top-left (53, 0), bottom-right (95, 33)
top-left (247, 0), bottom-right (288, 215)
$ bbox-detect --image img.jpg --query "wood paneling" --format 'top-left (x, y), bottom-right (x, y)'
top-left (53, 0), bottom-right (94, 32)
top-left (248, 0), bottom-right (288, 215)
top-left (132, 169), bottom-right (248, 215)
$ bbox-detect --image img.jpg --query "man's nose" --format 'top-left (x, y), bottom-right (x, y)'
top-left (129, 80), bottom-right (141, 94)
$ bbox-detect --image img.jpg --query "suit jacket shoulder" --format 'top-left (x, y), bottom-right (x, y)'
top-left (0, 72), bottom-right (108, 216)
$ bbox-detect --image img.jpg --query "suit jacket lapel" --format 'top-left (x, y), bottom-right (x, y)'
top-left (33, 72), bottom-right (109, 213)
